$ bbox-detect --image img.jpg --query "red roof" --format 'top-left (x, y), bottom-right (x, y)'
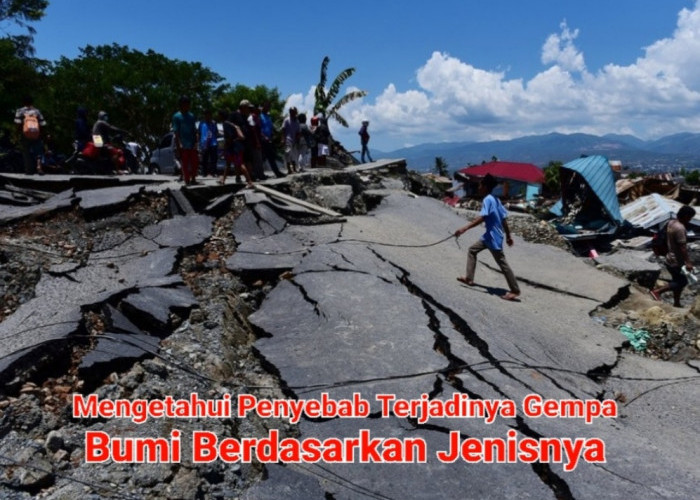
top-left (457, 161), bottom-right (544, 184)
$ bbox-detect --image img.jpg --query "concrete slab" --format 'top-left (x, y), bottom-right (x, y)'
top-left (0, 307), bottom-right (82, 376)
top-left (297, 417), bottom-right (551, 500)
top-left (205, 193), bottom-right (235, 217)
top-left (594, 249), bottom-right (661, 288)
top-left (250, 267), bottom-right (446, 411)
top-left (142, 215), bottom-right (213, 248)
top-left (120, 286), bottom-right (197, 335)
top-left (103, 305), bottom-right (142, 334)
top-left (0, 189), bottom-right (76, 226)
top-left (231, 206), bottom-right (287, 242)
top-left (243, 191), bottom-right (321, 217)
top-left (242, 464), bottom-right (326, 500)
top-left (168, 189), bottom-right (195, 215)
top-left (78, 332), bottom-right (160, 374)
top-left (316, 185), bottom-right (354, 212)
top-left (77, 184), bottom-right (144, 218)
top-left (240, 190), bottom-right (697, 498)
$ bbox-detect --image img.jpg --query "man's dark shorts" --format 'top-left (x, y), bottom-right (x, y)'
top-left (666, 265), bottom-right (688, 291)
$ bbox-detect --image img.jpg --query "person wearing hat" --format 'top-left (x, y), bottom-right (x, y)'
top-left (359, 119), bottom-right (373, 163)
top-left (454, 174), bottom-right (520, 301)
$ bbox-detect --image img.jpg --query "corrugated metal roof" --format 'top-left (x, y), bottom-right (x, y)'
top-left (456, 162), bottom-right (544, 184)
top-left (562, 155), bottom-right (623, 224)
top-left (620, 193), bottom-right (700, 229)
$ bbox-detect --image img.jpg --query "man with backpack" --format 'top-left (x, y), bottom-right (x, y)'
top-left (14, 96), bottom-right (46, 174)
top-left (650, 205), bottom-right (696, 307)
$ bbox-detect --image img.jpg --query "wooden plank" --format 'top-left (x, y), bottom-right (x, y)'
top-left (253, 184), bottom-right (342, 217)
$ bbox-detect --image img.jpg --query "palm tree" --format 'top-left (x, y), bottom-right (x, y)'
top-left (314, 56), bottom-right (367, 127)
top-left (434, 156), bottom-right (449, 177)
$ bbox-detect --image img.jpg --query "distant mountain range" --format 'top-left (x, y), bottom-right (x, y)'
top-left (375, 132), bottom-right (700, 173)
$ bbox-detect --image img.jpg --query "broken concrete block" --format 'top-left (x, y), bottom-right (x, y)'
top-left (226, 232), bottom-right (307, 280)
top-left (0, 189), bottom-right (76, 226)
top-left (103, 305), bottom-right (142, 334)
top-left (595, 250), bottom-right (661, 288)
top-left (316, 185), bottom-right (354, 211)
top-left (205, 193), bottom-right (235, 217)
top-left (0, 307), bottom-right (83, 378)
top-left (231, 206), bottom-right (287, 241)
top-left (120, 286), bottom-right (198, 335)
top-left (168, 189), bottom-right (196, 215)
top-left (142, 215), bottom-right (213, 248)
top-left (78, 332), bottom-right (160, 376)
top-left (77, 185), bottom-right (143, 219)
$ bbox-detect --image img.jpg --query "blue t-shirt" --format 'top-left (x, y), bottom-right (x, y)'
top-left (480, 194), bottom-right (508, 250)
top-left (198, 120), bottom-right (218, 149)
top-left (172, 111), bottom-right (197, 149)
top-left (260, 112), bottom-right (274, 140)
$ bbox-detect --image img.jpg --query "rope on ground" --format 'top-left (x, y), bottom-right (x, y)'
top-left (233, 233), bottom-right (459, 256)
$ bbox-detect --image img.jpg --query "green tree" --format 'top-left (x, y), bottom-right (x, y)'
top-left (213, 84), bottom-right (285, 143)
top-left (0, 38), bottom-right (46, 140)
top-left (44, 44), bottom-right (227, 151)
top-left (684, 169), bottom-right (700, 186)
top-left (0, 0), bottom-right (48, 56)
top-left (313, 56), bottom-right (367, 127)
top-left (543, 160), bottom-right (562, 195)
top-left (0, 0), bottom-right (49, 139)
top-left (434, 156), bottom-right (449, 177)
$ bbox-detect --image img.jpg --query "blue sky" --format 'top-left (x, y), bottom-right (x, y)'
top-left (12, 0), bottom-right (700, 151)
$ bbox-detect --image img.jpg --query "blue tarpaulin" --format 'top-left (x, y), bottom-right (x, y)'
top-left (550, 155), bottom-right (624, 225)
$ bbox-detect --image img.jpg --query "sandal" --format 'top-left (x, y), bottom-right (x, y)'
top-left (501, 292), bottom-right (520, 301)
top-left (456, 276), bottom-right (474, 286)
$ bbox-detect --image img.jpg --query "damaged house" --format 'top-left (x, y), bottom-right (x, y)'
top-left (454, 161), bottom-right (544, 201)
top-left (620, 192), bottom-right (700, 237)
top-left (550, 155), bottom-right (624, 241)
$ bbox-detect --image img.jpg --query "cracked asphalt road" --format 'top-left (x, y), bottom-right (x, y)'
top-left (240, 191), bottom-right (699, 500)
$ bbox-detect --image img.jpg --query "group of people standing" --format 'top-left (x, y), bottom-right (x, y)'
top-left (172, 97), bottom-right (336, 186)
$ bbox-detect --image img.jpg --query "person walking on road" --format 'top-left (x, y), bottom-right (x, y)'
top-left (359, 119), bottom-right (373, 163)
top-left (650, 205), bottom-right (696, 307)
top-left (454, 174), bottom-right (520, 301)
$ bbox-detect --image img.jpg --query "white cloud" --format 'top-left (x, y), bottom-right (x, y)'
top-left (338, 1), bottom-right (700, 151)
top-left (541, 21), bottom-right (586, 73)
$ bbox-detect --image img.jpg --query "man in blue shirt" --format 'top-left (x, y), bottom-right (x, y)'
top-left (172, 96), bottom-right (198, 185)
top-left (198, 109), bottom-right (218, 177)
top-left (259, 101), bottom-right (285, 178)
top-left (455, 174), bottom-right (520, 301)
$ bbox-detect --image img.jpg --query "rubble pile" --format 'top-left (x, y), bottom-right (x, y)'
top-left (504, 214), bottom-right (571, 250)
top-left (0, 161), bottom-right (409, 499)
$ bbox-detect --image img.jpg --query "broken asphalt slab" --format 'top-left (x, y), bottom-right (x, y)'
top-left (77, 184), bottom-right (144, 219)
top-left (0, 198), bottom-right (212, 382)
top-left (0, 189), bottom-right (77, 226)
top-left (78, 332), bottom-right (160, 375)
top-left (239, 190), bottom-right (698, 499)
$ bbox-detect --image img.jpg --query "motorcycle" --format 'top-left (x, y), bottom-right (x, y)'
top-left (65, 134), bottom-right (136, 175)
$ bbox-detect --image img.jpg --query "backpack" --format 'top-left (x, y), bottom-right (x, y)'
top-left (22, 113), bottom-right (40, 140)
top-left (651, 222), bottom-right (669, 256)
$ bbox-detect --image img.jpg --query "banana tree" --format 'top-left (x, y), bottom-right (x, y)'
top-left (313, 56), bottom-right (367, 127)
